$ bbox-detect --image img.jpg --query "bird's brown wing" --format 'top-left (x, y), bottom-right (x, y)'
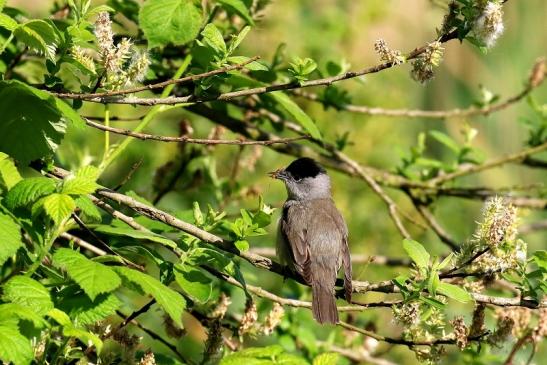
top-left (281, 202), bottom-right (313, 283)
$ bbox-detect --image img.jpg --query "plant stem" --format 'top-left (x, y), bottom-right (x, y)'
top-left (0, 33), bottom-right (14, 55)
top-left (103, 104), bottom-right (110, 163)
top-left (99, 55), bottom-right (193, 173)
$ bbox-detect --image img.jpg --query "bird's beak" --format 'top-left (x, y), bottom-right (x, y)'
top-left (268, 169), bottom-right (288, 180)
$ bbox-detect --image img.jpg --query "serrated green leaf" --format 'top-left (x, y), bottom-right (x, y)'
top-left (0, 303), bottom-right (47, 328)
top-left (14, 20), bottom-right (58, 60)
top-left (43, 193), bottom-right (75, 225)
top-left (313, 353), bottom-right (339, 365)
top-left (4, 177), bottom-right (56, 209)
top-left (0, 152), bottom-right (22, 190)
top-left (2, 276), bottom-right (54, 316)
top-left (70, 293), bottom-right (121, 325)
top-left (0, 326), bottom-right (33, 365)
top-left (75, 196), bottom-right (102, 222)
top-left (62, 167), bottom-right (100, 195)
top-left (0, 13), bottom-right (18, 31)
top-left (53, 248), bottom-right (121, 300)
top-left (217, 0), bottom-right (254, 25)
top-left (0, 212), bottom-right (23, 265)
top-left (47, 308), bottom-right (71, 326)
top-left (0, 80), bottom-right (82, 164)
top-left (139, 0), bottom-right (202, 48)
top-left (116, 267), bottom-right (186, 327)
top-left (270, 91), bottom-right (322, 140)
top-left (437, 282), bottom-right (472, 303)
top-left (174, 264), bottom-right (213, 303)
top-left (402, 239), bottom-right (430, 269)
top-left (94, 225), bottom-right (177, 249)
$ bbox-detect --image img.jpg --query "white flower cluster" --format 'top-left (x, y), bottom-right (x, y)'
top-left (473, 1), bottom-right (505, 48)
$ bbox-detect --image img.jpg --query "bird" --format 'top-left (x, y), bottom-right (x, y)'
top-left (269, 157), bottom-right (352, 324)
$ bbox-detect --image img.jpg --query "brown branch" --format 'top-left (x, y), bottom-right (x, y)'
top-left (249, 247), bottom-right (412, 267)
top-left (412, 201), bottom-right (459, 250)
top-left (520, 220), bottom-right (547, 235)
top-left (428, 141), bottom-right (547, 186)
top-left (85, 118), bottom-right (310, 145)
top-left (293, 58), bottom-right (544, 119)
top-left (53, 56), bottom-right (261, 99)
top-left (60, 232), bottom-right (107, 256)
top-left (47, 165), bottom-right (547, 309)
top-left (53, 30), bottom-right (465, 106)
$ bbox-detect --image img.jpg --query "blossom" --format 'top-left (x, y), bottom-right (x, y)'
top-left (473, 1), bottom-right (504, 48)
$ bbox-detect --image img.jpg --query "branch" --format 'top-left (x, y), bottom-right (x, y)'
top-left (54, 30), bottom-right (466, 106)
top-left (411, 199), bottom-right (459, 250)
top-left (249, 247), bottom-right (412, 267)
top-left (53, 56), bottom-right (261, 100)
top-left (85, 118), bottom-right (310, 145)
top-left (46, 166), bottom-right (547, 309)
top-left (293, 58), bottom-right (545, 119)
top-left (428, 141), bottom-right (547, 186)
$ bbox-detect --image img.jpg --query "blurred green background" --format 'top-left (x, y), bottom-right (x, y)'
top-left (10, 0), bottom-right (547, 363)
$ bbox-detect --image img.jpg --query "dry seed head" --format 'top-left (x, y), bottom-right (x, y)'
top-left (532, 308), bottom-right (547, 343)
top-left (528, 57), bottom-right (546, 88)
top-left (262, 302), bottom-right (284, 335)
top-left (451, 316), bottom-right (468, 350)
top-left (392, 301), bottom-right (421, 327)
top-left (211, 292), bottom-right (231, 319)
top-left (410, 41), bottom-right (444, 84)
top-left (139, 351), bottom-right (156, 365)
top-left (374, 39), bottom-right (404, 65)
top-left (70, 46), bottom-right (96, 74)
top-left (488, 315), bottom-right (514, 346)
top-left (238, 300), bottom-right (258, 336)
top-left (473, 1), bottom-right (504, 48)
top-left (94, 12), bottom-right (114, 55)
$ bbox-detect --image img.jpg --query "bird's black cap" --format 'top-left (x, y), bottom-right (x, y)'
top-left (284, 158), bottom-right (326, 180)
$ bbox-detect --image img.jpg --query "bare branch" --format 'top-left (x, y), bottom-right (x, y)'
top-left (85, 118), bottom-right (310, 145)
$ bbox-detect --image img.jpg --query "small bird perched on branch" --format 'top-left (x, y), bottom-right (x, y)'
top-left (269, 158), bottom-right (352, 324)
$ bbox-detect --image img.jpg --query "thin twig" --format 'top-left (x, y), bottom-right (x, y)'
top-left (53, 56), bottom-right (260, 99)
top-left (85, 118), bottom-right (310, 145)
top-left (428, 141), bottom-right (547, 186)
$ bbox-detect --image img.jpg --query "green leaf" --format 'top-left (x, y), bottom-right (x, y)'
top-left (47, 308), bottom-right (71, 326)
top-left (533, 250), bottom-right (547, 271)
top-left (0, 13), bottom-right (18, 31)
top-left (116, 267), bottom-right (186, 327)
top-left (94, 225), bottom-right (177, 249)
top-left (14, 20), bottom-right (59, 60)
top-left (269, 91), bottom-right (322, 140)
top-left (228, 25), bottom-right (251, 54)
top-left (139, 0), bottom-right (203, 48)
top-left (0, 152), bottom-right (22, 190)
top-left (313, 353), bottom-right (339, 365)
top-left (4, 177), bottom-right (56, 210)
top-left (427, 272), bottom-right (440, 297)
top-left (0, 326), bottom-right (33, 365)
top-left (402, 239), bottom-right (430, 269)
top-left (52, 248), bottom-right (121, 301)
top-left (62, 166), bottom-right (100, 195)
top-left (174, 263), bottom-right (213, 303)
top-left (0, 213), bottom-right (23, 266)
top-left (201, 23), bottom-right (226, 56)
top-left (75, 196), bottom-right (102, 222)
top-left (437, 282), bottom-right (472, 303)
top-left (43, 193), bottom-right (76, 225)
top-left (70, 293), bottom-right (122, 325)
top-left (2, 276), bottom-right (54, 316)
top-left (428, 131), bottom-right (460, 154)
top-left (0, 303), bottom-right (47, 328)
top-left (0, 80), bottom-right (83, 164)
top-left (217, 0), bottom-right (254, 25)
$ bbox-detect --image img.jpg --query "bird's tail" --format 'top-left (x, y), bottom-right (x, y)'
top-left (311, 281), bottom-right (338, 324)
